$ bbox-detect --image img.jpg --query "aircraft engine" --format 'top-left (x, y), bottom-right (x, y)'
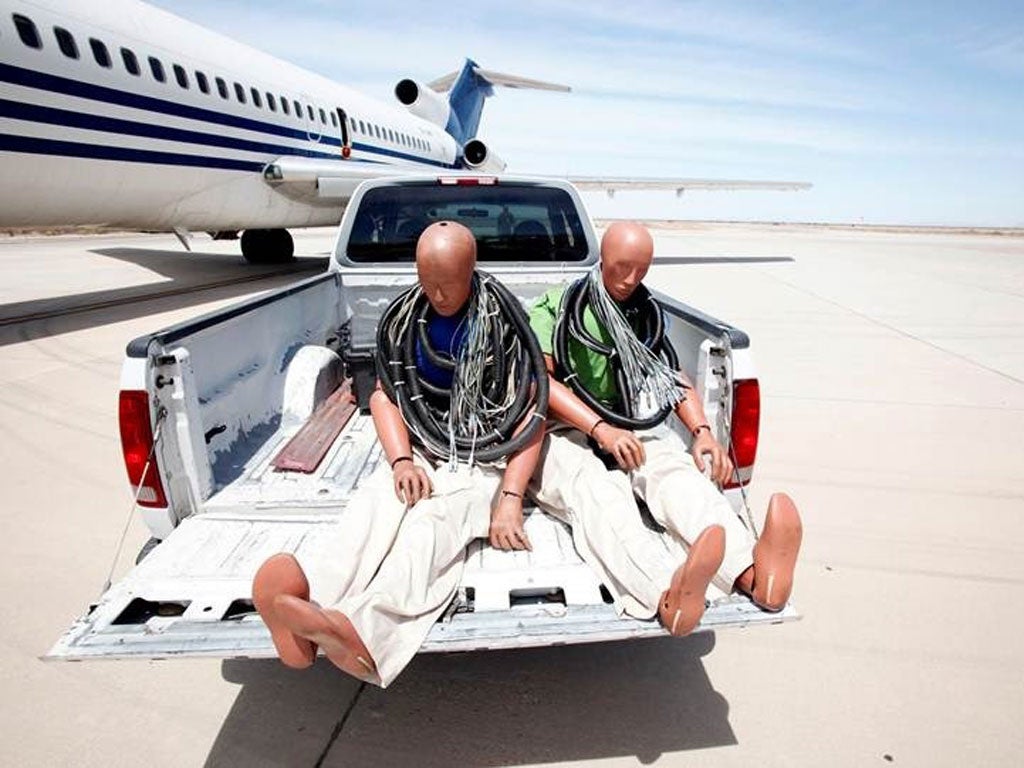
top-left (394, 79), bottom-right (451, 129)
top-left (462, 139), bottom-right (507, 174)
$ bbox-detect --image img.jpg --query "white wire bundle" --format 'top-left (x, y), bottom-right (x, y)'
top-left (586, 265), bottom-right (684, 416)
top-left (448, 276), bottom-right (521, 465)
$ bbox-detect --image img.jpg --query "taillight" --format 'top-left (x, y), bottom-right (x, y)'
top-left (725, 379), bottom-right (760, 489)
top-left (118, 390), bottom-right (167, 508)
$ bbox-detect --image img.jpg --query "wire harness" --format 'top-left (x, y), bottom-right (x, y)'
top-left (375, 272), bottom-right (548, 464)
top-left (554, 268), bottom-right (683, 429)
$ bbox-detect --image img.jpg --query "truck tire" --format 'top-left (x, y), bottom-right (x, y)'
top-left (240, 228), bottom-right (295, 264)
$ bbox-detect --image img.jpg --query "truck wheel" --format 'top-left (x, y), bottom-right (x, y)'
top-left (241, 229), bottom-right (295, 264)
top-left (135, 537), bottom-right (161, 564)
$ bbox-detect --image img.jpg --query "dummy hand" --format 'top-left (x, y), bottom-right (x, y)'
top-left (593, 423), bottom-right (646, 471)
top-left (489, 494), bottom-right (532, 551)
top-left (691, 430), bottom-right (733, 486)
top-left (392, 461), bottom-right (432, 506)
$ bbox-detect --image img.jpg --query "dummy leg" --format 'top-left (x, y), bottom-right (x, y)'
top-left (530, 429), bottom-right (678, 619)
top-left (252, 553), bottom-right (316, 669)
top-left (630, 428), bottom-right (755, 594)
top-left (733, 493), bottom-right (802, 611)
top-left (659, 524), bottom-right (725, 636)
top-left (269, 466), bottom-right (496, 687)
top-left (251, 454), bottom-right (426, 672)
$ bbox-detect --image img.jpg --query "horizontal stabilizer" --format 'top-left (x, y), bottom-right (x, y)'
top-left (429, 67), bottom-right (570, 93)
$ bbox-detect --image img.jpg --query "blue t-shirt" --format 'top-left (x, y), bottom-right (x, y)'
top-left (414, 308), bottom-right (468, 388)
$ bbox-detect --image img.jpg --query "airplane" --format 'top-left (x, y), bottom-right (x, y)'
top-left (0, 0), bottom-right (810, 263)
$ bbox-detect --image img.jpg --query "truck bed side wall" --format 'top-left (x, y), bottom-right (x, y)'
top-left (128, 272), bottom-right (345, 512)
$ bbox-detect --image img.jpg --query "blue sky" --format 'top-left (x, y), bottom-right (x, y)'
top-left (157, 1), bottom-right (1024, 226)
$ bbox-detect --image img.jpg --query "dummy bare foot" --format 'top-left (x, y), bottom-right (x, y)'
top-left (750, 493), bottom-right (803, 611)
top-left (252, 553), bottom-right (316, 669)
top-left (273, 595), bottom-right (378, 684)
top-left (659, 525), bottom-right (725, 637)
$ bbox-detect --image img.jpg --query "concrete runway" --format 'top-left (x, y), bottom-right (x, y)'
top-left (1, 224), bottom-right (1021, 767)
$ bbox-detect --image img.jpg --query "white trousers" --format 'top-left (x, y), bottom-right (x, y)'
top-left (301, 452), bottom-right (496, 688)
top-left (530, 423), bottom-right (755, 615)
top-left (629, 422), bottom-right (755, 594)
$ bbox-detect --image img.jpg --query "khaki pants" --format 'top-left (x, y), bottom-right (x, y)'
top-left (302, 452), bottom-right (496, 688)
top-left (530, 422), bottom-right (754, 614)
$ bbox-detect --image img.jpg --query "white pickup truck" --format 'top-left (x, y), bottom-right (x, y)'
top-left (48, 175), bottom-right (797, 661)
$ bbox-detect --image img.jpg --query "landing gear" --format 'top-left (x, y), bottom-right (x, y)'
top-left (240, 228), bottom-right (295, 264)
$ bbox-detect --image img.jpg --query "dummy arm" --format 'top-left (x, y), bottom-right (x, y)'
top-left (369, 386), bottom-right (432, 505)
top-left (673, 370), bottom-right (733, 485)
top-left (489, 404), bottom-right (545, 552)
top-left (543, 355), bottom-right (646, 470)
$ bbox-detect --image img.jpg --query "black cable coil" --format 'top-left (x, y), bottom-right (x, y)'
top-left (375, 272), bottom-right (549, 462)
top-left (553, 277), bottom-right (679, 430)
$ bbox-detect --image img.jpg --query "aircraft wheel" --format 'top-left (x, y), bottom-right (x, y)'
top-left (241, 228), bottom-right (295, 264)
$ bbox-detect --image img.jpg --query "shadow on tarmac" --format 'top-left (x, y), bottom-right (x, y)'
top-left (205, 633), bottom-right (733, 767)
top-left (0, 246), bottom-right (328, 347)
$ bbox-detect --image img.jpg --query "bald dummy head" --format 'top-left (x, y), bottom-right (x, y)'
top-left (599, 221), bottom-right (655, 302)
top-left (416, 221), bottom-right (477, 316)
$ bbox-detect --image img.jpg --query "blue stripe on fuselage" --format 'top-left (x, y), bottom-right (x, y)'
top-left (0, 61), bottom-right (456, 169)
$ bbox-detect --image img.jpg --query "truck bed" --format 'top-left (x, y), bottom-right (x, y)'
top-left (47, 411), bottom-right (797, 661)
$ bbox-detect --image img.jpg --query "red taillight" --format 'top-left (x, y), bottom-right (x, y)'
top-left (118, 390), bottom-right (167, 508)
top-left (725, 379), bottom-right (760, 489)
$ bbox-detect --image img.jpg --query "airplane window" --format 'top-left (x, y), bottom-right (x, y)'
top-left (148, 56), bottom-right (165, 83)
top-left (250, 88), bottom-right (262, 108)
top-left (307, 104), bottom-right (314, 121)
top-left (281, 97), bottom-right (290, 115)
top-left (318, 108), bottom-right (327, 124)
top-left (330, 111), bottom-right (337, 127)
top-left (266, 93), bottom-right (276, 112)
top-left (54, 27), bottom-right (78, 59)
top-left (294, 100), bottom-right (301, 118)
top-left (234, 82), bottom-right (246, 103)
top-left (215, 77), bottom-right (228, 99)
top-left (12, 14), bottom-right (42, 49)
top-left (173, 64), bottom-right (189, 89)
top-left (120, 48), bottom-right (140, 76)
top-left (196, 71), bottom-right (210, 94)
top-left (89, 38), bottom-right (111, 68)
top-left (359, 120), bottom-right (366, 134)
top-left (374, 125), bottom-right (381, 139)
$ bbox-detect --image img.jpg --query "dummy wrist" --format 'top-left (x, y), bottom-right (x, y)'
top-left (390, 455), bottom-right (413, 469)
top-left (588, 418), bottom-right (606, 437)
top-left (501, 489), bottom-right (523, 500)
top-left (691, 424), bottom-right (711, 437)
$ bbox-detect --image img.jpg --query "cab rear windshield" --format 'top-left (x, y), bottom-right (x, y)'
top-left (345, 183), bottom-right (590, 263)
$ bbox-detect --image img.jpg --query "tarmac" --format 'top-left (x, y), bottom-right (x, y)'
top-left (0, 223), bottom-right (1021, 767)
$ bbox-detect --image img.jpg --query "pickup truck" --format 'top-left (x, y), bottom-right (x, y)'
top-left (48, 175), bottom-right (797, 661)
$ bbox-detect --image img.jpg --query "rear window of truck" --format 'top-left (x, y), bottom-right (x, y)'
top-left (345, 183), bottom-right (590, 263)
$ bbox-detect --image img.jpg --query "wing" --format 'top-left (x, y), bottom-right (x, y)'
top-left (261, 156), bottom-right (400, 202)
top-left (566, 176), bottom-right (812, 197)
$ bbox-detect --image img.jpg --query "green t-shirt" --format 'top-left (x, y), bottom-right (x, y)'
top-left (529, 285), bottom-right (620, 404)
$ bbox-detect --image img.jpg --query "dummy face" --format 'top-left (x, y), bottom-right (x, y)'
top-left (416, 221), bottom-right (477, 316)
top-left (599, 221), bottom-right (654, 301)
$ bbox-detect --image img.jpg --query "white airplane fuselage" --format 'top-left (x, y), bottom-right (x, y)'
top-left (0, 0), bottom-right (460, 231)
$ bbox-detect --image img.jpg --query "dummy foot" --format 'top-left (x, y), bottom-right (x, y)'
top-left (659, 525), bottom-right (725, 637)
top-left (751, 493), bottom-right (803, 611)
top-left (252, 553), bottom-right (316, 669)
top-left (273, 595), bottom-right (379, 684)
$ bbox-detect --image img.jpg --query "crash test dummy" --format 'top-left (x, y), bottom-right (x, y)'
top-left (527, 221), bottom-right (802, 635)
top-left (252, 221), bottom-right (546, 687)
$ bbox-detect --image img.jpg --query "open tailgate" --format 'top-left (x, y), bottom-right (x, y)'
top-left (46, 506), bottom-right (797, 662)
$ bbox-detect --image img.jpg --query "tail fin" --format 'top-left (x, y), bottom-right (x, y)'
top-left (429, 59), bottom-right (569, 146)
